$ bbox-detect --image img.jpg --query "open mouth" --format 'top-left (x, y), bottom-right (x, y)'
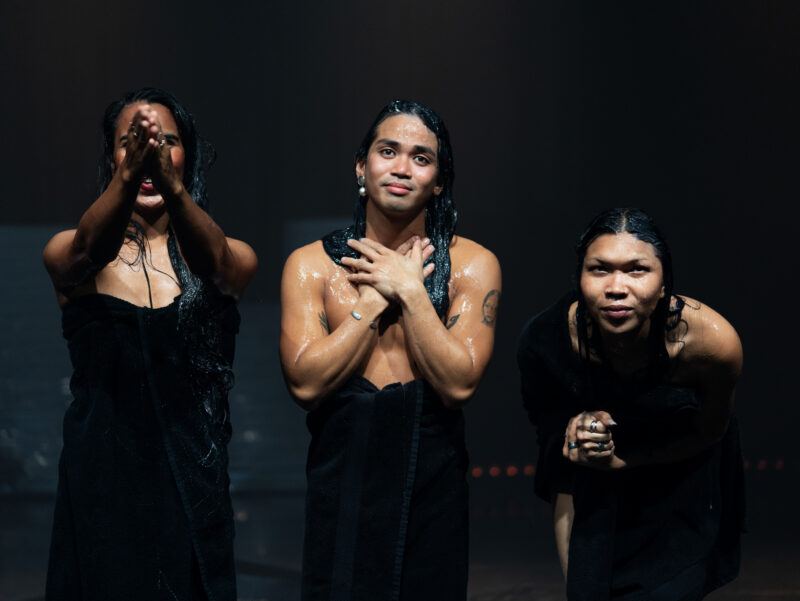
top-left (139, 177), bottom-right (156, 194)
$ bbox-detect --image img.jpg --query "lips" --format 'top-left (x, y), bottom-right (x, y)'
top-left (383, 181), bottom-right (412, 195)
top-left (139, 177), bottom-right (156, 194)
top-left (601, 305), bottom-right (634, 320)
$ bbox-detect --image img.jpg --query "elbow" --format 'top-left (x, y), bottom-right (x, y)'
top-left (439, 383), bottom-right (477, 410)
top-left (287, 382), bottom-right (326, 412)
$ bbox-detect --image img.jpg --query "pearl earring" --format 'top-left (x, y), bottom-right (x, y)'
top-left (357, 175), bottom-right (366, 197)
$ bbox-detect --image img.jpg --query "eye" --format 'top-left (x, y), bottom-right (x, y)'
top-left (164, 134), bottom-right (180, 146)
top-left (588, 266), bottom-right (608, 274)
top-left (379, 148), bottom-right (396, 158)
top-left (414, 155), bottom-right (431, 165)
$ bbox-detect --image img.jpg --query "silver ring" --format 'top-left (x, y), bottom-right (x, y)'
top-left (567, 441), bottom-right (579, 450)
top-left (596, 441), bottom-right (606, 451)
top-left (589, 420), bottom-right (598, 433)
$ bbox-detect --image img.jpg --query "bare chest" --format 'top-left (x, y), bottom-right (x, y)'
top-left (80, 245), bottom-right (182, 309)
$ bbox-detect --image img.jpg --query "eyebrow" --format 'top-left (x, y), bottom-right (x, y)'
top-left (585, 256), bottom-right (653, 265)
top-left (375, 138), bottom-right (437, 158)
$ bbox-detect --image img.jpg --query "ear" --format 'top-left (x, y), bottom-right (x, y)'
top-left (659, 285), bottom-right (666, 299)
top-left (355, 160), bottom-right (365, 179)
top-left (433, 183), bottom-right (443, 196)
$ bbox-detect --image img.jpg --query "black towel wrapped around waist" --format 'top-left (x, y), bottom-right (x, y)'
top-left (302, 376), bottom-right (469, 601)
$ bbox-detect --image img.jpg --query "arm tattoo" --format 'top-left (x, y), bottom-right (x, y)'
top-left (446, 314), bottom-right (460, 329)
top-left (481, 290), bottom-right (500, 326)
top-left (318, 311), bottom-right (330, 334)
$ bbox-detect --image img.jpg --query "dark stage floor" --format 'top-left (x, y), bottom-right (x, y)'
top-left (2, 476), bottom-right (798, 601)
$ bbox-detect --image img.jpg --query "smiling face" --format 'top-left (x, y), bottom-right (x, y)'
top-left (356, 113), bottom-right (443, 218)
top-left (113, 102), bottom-right (185, 212)
top-left (580, 232), bottom-right (665, 338)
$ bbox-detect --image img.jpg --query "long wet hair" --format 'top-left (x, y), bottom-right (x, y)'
top-left (97, 87), bottom-right (234, 428)
top-left (574, 208), bottom-right (684, 380)
top-left (322, 99), bottom-right (457, 318)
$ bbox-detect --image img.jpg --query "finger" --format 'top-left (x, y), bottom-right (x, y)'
top-left (411, 238), bottom-right (422, 263)
top-left (340, 257), bottom-right (373, 272)
top-left (581, 439), bottom-right (614, 453)
top-left (347, 239), bottom-right (380, 261)
top-left (593, 411), bottom-right (618, 428)
top-left (566, 418), bottom-right (581, 462)
top-left (576, 430), bottom-right (612, 443)
top-left (423, 263), bottom-right (435, 278)
top-left (583, 440), bottom-right (615, 459)
top-left (357, 237), bottom-right (389, 255)
top-left (421, 243), bottom-right (435, 262)
top-left (346, 273), bottom-right (375, 285)
top-left (578, 413), bottom-right (608, 434)
top-left (395, 235), bottom-right (420, 256)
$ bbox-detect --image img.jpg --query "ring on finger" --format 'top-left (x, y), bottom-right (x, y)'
top-left (589, 419), bottom-right (598, 433)
top-left (596, 441), bottom-right (606, 452)
top-left (567, 441), bottom-right (579, 450)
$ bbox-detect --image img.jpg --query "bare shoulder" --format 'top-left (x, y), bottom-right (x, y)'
top-left (677, 295), bottom-right (743, 375)
top-left (282, 240), bottom-right (333, 285)
top-left (449, 235), bottom-right (501, 283)
top-left (42, 229), bottom-right (77, 269)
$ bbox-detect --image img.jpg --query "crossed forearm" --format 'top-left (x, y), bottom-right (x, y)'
top-left (399, 283), bottom-right (477, 407)
top-left (285, 298), bottom-right (385, 409)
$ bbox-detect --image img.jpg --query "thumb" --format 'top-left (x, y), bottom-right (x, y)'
top-left (594, 411), bottom-right (618, 428)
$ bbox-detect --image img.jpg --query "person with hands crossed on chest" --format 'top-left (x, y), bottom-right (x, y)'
top-left (280, 100), bottom-right (500, 601)
top-left (43, 88), bottom-right (256, 601)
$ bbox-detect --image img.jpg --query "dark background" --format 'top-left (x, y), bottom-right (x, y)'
top-left (1, 1), bottom-right (798, 599)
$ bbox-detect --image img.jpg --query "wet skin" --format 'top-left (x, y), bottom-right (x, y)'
top-left (552, 231), bottom-right (743, 575)
top-left (43, 102), bottom-right (257, 309)
top-left (280, 114), bottom-right (501, 410)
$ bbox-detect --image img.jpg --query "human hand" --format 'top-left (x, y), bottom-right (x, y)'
top-left (119, 105), bottom-right (161, 185)
top-left (145, 112), bottom-right (185, 199)
top-left (342, 237), bottom-right (435, 302)
top-left (563, 410), bottom-right (625, 469)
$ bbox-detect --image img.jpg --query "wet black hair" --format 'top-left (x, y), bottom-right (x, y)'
top-left (574, 207), bottom-right (684, 379)
top-left (97, 86), bottom-right (215, 210)
top-left (323, 99), bottom-right (457, 318)
top-left (96, 88), bottom-right (233, 411)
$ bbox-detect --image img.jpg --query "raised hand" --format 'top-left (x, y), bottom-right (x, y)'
top-left (342, 237), bottom-right (435, 301)
top-left (119, 105), bottom-right (161, 185)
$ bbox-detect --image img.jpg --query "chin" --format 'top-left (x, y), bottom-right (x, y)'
top-left (135, 194), bottom-right (166, 211)
top-left (597, 316), bottom-right (644, 337)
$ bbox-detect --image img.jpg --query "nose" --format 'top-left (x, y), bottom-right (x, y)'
top-left (605, 272), bottom-right (628, 298)
top-left (391, 155), bottom-right (412, 178)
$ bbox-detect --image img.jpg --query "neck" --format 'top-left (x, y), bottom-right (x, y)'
top-left (597, 319), bottom-right (653, 371)
top-left (131, 207), bottom-right (171, 240)
top-left (364, 201), bottom-right (427, 249)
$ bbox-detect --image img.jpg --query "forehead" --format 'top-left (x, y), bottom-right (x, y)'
top-left (372, 114), bottom-right (438, 152)
top-left (115, 102), bottom-right (178, 132)
top-left (585, 232), bottom-right (659, 262)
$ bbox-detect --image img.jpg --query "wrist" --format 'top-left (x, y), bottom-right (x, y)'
top-left (161, 180), bottom-right (187, 204)
top-left (355, 294), bottom-right (388, 321)
top-left (397, 279), bottom-right (428, 311)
